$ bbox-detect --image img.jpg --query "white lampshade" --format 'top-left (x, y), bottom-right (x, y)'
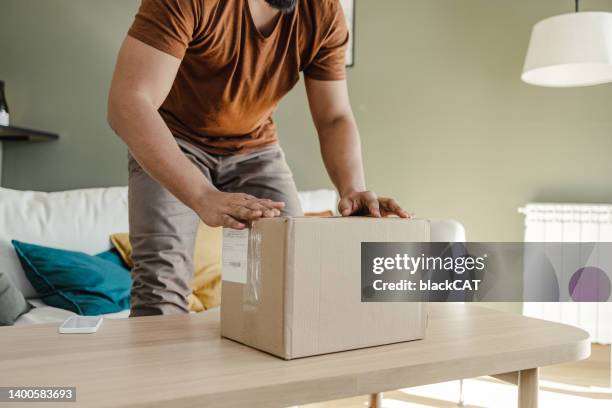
top-left (522, 12), bottom-right (612, 87)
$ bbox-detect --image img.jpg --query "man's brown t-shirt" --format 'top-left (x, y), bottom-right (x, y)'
top-left (128, 0), bottom-right (349, 155)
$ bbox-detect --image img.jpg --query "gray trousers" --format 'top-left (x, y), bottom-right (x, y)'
top-left (128, 139), bottom-right (303, 316)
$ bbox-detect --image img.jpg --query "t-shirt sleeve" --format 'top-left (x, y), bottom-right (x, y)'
top-left (304, 2), bottom-right (349, 81)
top-left (127, 0), bottom-right (202, 60)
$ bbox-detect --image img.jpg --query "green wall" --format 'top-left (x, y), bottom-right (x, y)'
top-left (1, 0), bottom-right (612, 245)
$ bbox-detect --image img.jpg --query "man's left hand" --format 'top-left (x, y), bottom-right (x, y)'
top-left (338, 191), bottom-right (410, 218)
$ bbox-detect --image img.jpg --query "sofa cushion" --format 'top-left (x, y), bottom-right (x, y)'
top-left (0, 271), bottom-right (32, 325)
top-left (12, 241), bottom-right (131, 315)
top-left (297, 189), bottom-right (338, 214)
top-left (0, 187), bottom-right (129, 298)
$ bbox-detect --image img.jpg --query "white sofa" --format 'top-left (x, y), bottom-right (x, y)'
top-left (0, 186), bottom-right (465, 325)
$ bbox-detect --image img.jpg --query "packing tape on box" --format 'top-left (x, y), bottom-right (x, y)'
top-left (244, 228), bottom-right (262, 311)
top-left (221, 226), bottom-right (264, 346)
top-left (222, 227), bottom-right (263, 311)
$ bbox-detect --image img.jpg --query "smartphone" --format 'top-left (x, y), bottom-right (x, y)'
top-left (58, 315), bottom-right (103, 334)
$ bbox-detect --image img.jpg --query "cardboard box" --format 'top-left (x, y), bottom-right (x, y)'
top-left (221, 217), bottom-right (429, 359)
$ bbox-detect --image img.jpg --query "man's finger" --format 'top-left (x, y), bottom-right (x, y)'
top-left (272, 208), bottom-right (282, 217)
top-left (231, 205), bottom-right (264, 221)
top-left (262, 209), bottom-right (278, 218)
top-left (338, 197), bottom-right (353, 216)
top-left (381, 198), bottom-right (410, 218)
top-left (365, 198), bottom-right (381, 217)
top-left (222, 214), bottom-right (246, 229)
top-left (244, 201), bottom-right (271, 212)
top-left (241, 198), bottom-right (284, 214)
top-left (258, 206), bottom-right (281, 218)
top-left (259, 199), bottom-right (285, 209)
top-left (225, 202), bottom-right (257, 220)
top-left (246, 198), bottom-right (284, 211)
top-left (235, 198), bottom-right (283, 219)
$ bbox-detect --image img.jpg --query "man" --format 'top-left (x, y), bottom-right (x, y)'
top-left (108, 0), bottom-right (409, 317)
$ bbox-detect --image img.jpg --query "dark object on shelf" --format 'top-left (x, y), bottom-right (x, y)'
top-left (0, 125), bottom-right (59, 142)
top-left (0, 81), bottom-right (9, 126)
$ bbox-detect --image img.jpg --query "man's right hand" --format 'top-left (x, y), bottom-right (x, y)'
top-left (195, 190), bottom-right (285, 230)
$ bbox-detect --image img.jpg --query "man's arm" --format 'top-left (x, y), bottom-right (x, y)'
top-left (108, 36), bottom-right (283, 229)
top-left (305, 78), bottom-right (409, 218)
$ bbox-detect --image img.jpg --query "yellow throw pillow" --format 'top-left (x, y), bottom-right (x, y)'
top-left (110, 223), bottom-right (222, 312)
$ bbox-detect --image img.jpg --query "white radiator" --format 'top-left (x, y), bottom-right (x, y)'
top-left (519, 203), bottom-right (612, 344)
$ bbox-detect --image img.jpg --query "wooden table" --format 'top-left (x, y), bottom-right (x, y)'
top-left (0, 304), bottom-right (590, 408)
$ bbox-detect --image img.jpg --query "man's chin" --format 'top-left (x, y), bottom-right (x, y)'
top-left (265, 0), bottom-right (298, 13)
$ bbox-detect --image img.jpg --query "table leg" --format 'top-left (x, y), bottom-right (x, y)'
top-left (368, 392), bottom-right (382, 408)
top-left (518, 368), bottom-right (539, 408)
top-left (458, 379), bottom-right (465, 406)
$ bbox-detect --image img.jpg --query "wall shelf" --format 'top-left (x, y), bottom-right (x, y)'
top-left (0, 125), bottom-right (59, 142)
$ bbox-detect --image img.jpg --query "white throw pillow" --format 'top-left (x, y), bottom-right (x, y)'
top-left (298, 189), bottom-right (338, 214)
top-left (0, 187), bottom-right (129, 298)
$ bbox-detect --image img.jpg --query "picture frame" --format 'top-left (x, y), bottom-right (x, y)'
top-left (340, 0), bottom-right (355, 67)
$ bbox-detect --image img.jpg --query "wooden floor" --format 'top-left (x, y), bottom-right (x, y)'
top-left (540, 343), bottom-right (611, 388)
top-left (303, 345), bottom-right (611, 408)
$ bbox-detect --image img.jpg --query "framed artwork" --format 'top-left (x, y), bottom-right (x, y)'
top-left (340, 0), bottom-right (355, 66)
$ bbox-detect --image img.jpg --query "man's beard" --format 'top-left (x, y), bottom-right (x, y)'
top-left (265, 0), bottom-right (298, 13)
